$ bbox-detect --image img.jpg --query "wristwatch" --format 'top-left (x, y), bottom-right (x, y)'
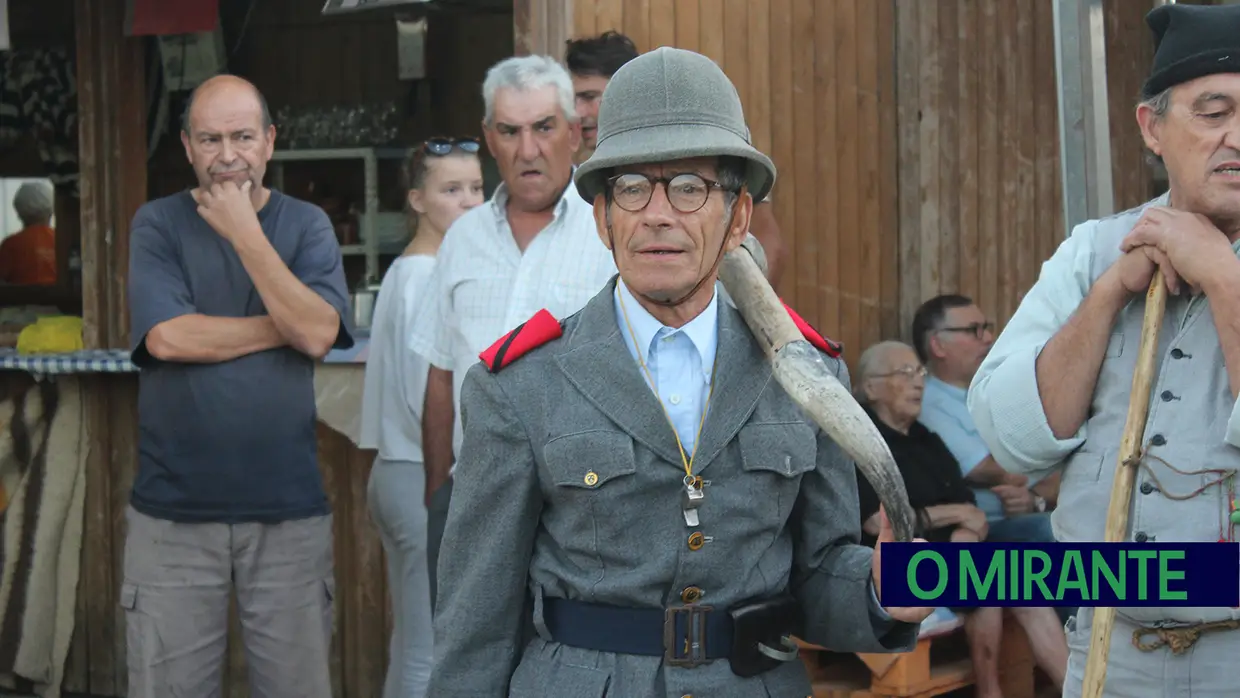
top-left (1032, 493), bottom-right (1048, 512)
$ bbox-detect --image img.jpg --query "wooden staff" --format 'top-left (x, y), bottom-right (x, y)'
top-left (1080, 272), bottom-right (1168, 698)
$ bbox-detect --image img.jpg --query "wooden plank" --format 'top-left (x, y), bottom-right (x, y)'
top-left (722, 0), bottom-right (749, 113)
top-left (957, 0), bottom-right (980, 303)
top-left (596, 0), bottom-right (624, 35)
top-left (81, 381), bottom-right (116, 695)
top-left (697, 0), bottom-right (724, 71)
top-left (768, 0), bottom-right (794, 300)
top-left (835, 0), bottom-right (858, 354)
top-left (937, 0), bottom-right (960, 297)
top-left (876, 0), bottom-right (899, 342)
top-left (573, 0), bottom-right (595, 38)
top-left (649, 0), bottom-right (676, 49)
top-left (813, 0), bottom-right (837, 338)
top-left (790, 0), bottom-right (816, 320)
top-left (622, 0), bottom-right (650, 54)
top-left (856, 0), bottom-right (883, 354)
top-left (746, 0), bottom-right (771, 155)
top-left (673, 0), bottom-right (700, 53)
top-left (998, 0), bottom-right (1018, 319)
top-left (895, 0), bottom-right (921, 338)
top-left (917, 0), bottom-right (941, 308)
top-left (1015, 0), bottom-right (1035, 310)
top-left (976, 0), bottom-right (1000, 325)
top-left (1036, 0), bottom-right (1062, 268)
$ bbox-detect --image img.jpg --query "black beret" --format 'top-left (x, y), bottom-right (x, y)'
top-left (1142, 3), bottom-right (1240, 99)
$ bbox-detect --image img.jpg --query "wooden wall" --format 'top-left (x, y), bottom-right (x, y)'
top-left (570, 0), bottom-right (1162, 366)
top-left (573, 0), bottom-right (900, 368)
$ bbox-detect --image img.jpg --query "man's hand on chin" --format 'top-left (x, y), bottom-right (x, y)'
top-left (192, 180), bottom-right (263, 245)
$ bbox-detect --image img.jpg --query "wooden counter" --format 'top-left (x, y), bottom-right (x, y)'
top-left (0, 344), bottom-right (392, 698)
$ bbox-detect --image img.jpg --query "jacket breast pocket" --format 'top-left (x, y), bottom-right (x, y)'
top-left (541, 430), bottom-right (638, 568)
top-left (737, 422), bottom-right (819, 526)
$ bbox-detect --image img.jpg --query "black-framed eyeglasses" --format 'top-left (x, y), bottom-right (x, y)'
top-left (873, 365), bottom-right (928, 380)
top-left (936, 321), bottom-right (995, 340)
top-left (606, 172), bottom-right (732, 213)
top-left (421, 136), bottom-right (481, 156)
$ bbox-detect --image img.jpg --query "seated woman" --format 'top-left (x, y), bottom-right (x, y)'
top-left (852, 340), bottom-right (1067, 698)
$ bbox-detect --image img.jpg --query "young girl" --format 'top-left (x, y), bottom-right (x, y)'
top-left (359, 137), bottom-right (484, 698)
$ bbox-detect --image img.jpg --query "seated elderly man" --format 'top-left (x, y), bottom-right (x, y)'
top-left (853, 340), bottom-right (1067, 698)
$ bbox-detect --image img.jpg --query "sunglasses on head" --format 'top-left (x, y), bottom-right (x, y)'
top-left (420, 136), bottom-right (481, 156)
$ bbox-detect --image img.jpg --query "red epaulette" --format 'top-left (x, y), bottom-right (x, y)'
top-left (781, 302), bottom-right (844, 358)
top-left (479, 309), bottom-right (563, 373)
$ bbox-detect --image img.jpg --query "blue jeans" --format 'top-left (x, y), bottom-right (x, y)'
top-left (986, 512), bottom-right (1077, 624)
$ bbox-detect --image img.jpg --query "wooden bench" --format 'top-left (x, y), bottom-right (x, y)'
top-left (794, 610), bottom-right (1036, 698)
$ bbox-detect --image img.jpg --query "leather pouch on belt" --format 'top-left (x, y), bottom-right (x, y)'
top-left (728, 594), bottom-right (804, 678)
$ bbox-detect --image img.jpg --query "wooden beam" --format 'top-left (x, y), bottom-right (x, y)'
top-left (75, 0), bottom-right (147, 350)
top-left (514, 0), bottom-right (574, 57)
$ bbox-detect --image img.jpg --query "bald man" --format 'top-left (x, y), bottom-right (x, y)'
top-left (124, 75), bottom-right (353, 698)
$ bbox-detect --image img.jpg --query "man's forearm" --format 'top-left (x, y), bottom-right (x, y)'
top-left (230, 230), bottom-right (339, 358)
top-left (423, 368), bottom-right (456, 495)
top-left (1204, 267), bottom-right (1240, 400)
top-left (1035, 275), bottom-right (1129, 439)
top-left (146, 315), bottom-right (285, 363)
top-left (962, 455), bottom-right (1014, 486)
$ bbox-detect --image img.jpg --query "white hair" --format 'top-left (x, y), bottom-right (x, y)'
top-left (854, 340), bottom-right (915, 403)
top-left (481, 55), bottom-right (578, 127)
top-left (13, 181), bottom-right (53, 224)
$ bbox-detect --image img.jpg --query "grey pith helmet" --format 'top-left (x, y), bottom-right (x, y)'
top-left (573, 47), bottom-right (776, 204)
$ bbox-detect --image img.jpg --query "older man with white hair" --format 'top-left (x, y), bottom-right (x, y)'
top-left (407, 54), bottom-right (619, 607)
top-left (0, 180), bottom-right (56, 285)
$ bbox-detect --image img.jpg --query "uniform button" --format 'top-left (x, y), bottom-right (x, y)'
top-left (1160, 390), bottom-right (1174, 402)
top-left (583, 471), bottom-right (599, 486)
top-left (1150, 434), bottom-right (1166, 446)
top-left (1135, 532), bottom-right (1148, 543)
top-left (688, 532), bottom-right (705, 550)
top-left (681, 586), bottom-right (703, 603)
top-left (1140, 482), bottom-right (1155, 495)
top-left (1170, 348), bottom-right (1184, 359)
top-left (670, 394), bottom-right (681, 405)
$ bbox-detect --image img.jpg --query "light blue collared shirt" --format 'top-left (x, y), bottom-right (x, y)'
top-left (921, 376), bottom-right (1006, 522)
top-left (613, 278), bottom-right (719, 457)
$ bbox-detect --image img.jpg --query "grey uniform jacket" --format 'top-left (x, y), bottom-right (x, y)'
top-left (425, 277), bottom-right (919, 698)
top-left (969, 192), bottom-right (1240, 626)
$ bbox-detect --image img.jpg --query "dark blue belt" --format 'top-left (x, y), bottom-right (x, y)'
top-left (543, 597), bottom-right (733, 666)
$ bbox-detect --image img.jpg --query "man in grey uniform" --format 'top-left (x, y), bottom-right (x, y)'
top-left (967, 4), bottom-right (1240, 697)
top-left (425, 47), bottom-right (930, 697)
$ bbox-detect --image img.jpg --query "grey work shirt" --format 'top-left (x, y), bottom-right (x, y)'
top-left (426, 277), bottom-right (918, 698)
top-left (968, 191), bottom-right (1240, 625)
top-left (127, 188), bottom-right (353, 524)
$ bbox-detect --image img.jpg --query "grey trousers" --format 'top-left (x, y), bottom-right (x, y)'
top-left (367, 457), bottom-right (433, 698)
top-left (425, 476), bottom-right (453, 613)
top-left (1063, 606), bottom-right (1239, 697)
top-left (120, 505), bottom-right (335, 698)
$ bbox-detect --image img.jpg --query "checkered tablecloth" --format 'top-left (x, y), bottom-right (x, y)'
top-left (0, 349), bottom-right (137, 374)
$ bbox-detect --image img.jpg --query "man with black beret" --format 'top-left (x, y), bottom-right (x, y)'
top-left (968, 3), bottom-right (1240, 697)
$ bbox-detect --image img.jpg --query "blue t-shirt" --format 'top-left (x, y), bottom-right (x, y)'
top-left (126, 188), bottom-right (353, 523)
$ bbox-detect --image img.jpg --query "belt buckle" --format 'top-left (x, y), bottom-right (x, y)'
top-left (664, 604), bottom-right (714, 668)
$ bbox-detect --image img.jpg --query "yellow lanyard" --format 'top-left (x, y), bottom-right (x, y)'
top-left (618, 290), bottom-right (716, 481)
